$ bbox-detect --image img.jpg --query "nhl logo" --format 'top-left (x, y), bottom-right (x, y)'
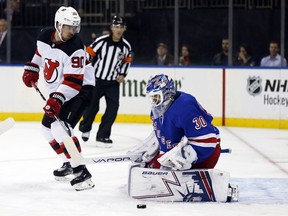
top-left (247, 76), bottom-right (262, 96)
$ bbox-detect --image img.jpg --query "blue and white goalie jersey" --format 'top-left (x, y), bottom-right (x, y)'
top-left (151, 91), bottom-right (220, 163)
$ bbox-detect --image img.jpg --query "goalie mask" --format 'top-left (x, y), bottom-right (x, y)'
top-left (54, 6), bottom-right (81, 41)
top-left (146, 74), bottom-right (176, 118)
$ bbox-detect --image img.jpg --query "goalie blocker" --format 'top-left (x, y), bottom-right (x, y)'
top-left (128, 164), bottom-right (238, 202)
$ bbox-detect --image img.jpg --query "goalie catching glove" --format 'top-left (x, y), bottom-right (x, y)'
top-left (43, 92), bottom-right (65, 118)
top-left (127, 131), bottom-right (160, 163)
top-left (22, 62), bottom-right (40, 87)
top-left (157, 138), bottom-right (198, 170)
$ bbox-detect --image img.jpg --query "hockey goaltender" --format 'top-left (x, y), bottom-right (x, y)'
top-left (127, 74), bottom-right (239, 202)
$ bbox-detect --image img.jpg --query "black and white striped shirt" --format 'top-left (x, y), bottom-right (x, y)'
top-left (87, 34), bottom-right (132, 81)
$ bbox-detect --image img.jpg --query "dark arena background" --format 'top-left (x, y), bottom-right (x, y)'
top-left (0, 0), bottom-right (287, 66)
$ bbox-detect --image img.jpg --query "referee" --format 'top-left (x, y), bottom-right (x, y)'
top-left (79, 16), bottom-right (132, 147)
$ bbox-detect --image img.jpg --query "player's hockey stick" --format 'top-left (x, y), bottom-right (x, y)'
top-left (30, 82), bottom-right (134, 165)
top-left (30, 81), bottom-right (72, 136)
top-left (0, 117), bottom-right (15, 135)
top-left (30, 82), bottom-right (114, 165)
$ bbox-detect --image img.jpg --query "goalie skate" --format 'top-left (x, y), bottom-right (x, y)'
top-left (53, 162), bottom-right (73, 181)
top-left (227, 184), bottom-right (239, 202)
top-left (70, 165), bottom-right (95, 191)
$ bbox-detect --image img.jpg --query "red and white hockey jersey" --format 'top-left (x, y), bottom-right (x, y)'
top-left (31, 27), bottom-right (86, 101)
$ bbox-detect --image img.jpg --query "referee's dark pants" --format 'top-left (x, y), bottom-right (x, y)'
top-left (79, 79), bottom-right (119, 139)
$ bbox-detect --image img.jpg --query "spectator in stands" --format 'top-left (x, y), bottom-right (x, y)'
top-left (211, 37), bottom-right (237, 66)
top-left (74, 0), bottom-right (84, 14)
top-left (179, 44), bottom-right (193, 66)
top-left (4, 0), bottom-right (23, 26)
top-left (152, 42), bottom-right (174, 66)
top-left (260, 41), bottom-right (287, 67)
top-left (101, 27), bottom-right (110, 36)
top-left (90, 28), bottom-right (110, 43)
top-left (0, 18), bottom-right (8, 63)
top-left (90, 32), bottom-right (97, 42)
top-left (235, 43), bottom-right (256, 66)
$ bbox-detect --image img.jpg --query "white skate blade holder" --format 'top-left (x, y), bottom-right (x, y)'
top-left (73, 179), bottom-right (95, 191)
top-left (95, 141), bottom-right (113, 148)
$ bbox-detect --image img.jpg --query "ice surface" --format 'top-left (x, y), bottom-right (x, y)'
top-left (0, 122), bottom-right (288, 216)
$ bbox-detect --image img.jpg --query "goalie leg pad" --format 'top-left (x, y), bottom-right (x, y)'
top-left (127, 131), bottom-right (160, 163)
top-left (128, 164), bottom-right (237, 202)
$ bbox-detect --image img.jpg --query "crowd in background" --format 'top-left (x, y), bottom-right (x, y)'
top-left (0, 18), bottom-right (7, 63)
top-left (150, 39), bottom-right (287, 67)
top-left (0, 0), bottom-right (287, 67)
top-left (0, 13), bottom-right (287, 67)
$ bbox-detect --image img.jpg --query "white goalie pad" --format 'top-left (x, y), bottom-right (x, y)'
top-left (127, 131), bottom-right (160, 163)
top-left (128, 164), bottom-right (233, 202)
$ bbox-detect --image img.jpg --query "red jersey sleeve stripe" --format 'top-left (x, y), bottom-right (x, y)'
top-left (35, 48), bottom-right (41, 57)
top-left (63, 74), bottom-right (84, 91)
top-left (188, 137), bottom-right (219, 143)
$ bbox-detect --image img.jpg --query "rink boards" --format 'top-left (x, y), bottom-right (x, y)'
top-left (0, 65), bottom-right (288, 128)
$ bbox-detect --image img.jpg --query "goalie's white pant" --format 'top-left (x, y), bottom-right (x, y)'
top-left (128, 164), bottom-right (238, 202)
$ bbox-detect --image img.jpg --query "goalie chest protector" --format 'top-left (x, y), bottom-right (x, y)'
top-left (128, 164), bottom-right (231, 202)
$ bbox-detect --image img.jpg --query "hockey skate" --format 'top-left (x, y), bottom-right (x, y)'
top-left (227, 184), bottom-right (239, 202)
top-left (70, 165), bottom-right (95, 191)
top-left (95, 137), bottom-right (113, 148)
top-left (53, 162), bottom-right (73, 181)
top-left (81, 132), bottom-right (90, 142)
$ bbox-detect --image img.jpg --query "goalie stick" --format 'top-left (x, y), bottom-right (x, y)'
top-left (0, 117), bottom-right (15, 135)
top-left (63, 136), bottom-right (232, 166)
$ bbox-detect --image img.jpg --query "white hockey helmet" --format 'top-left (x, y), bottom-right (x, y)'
top-left (54, 6), bottom-right (81, 34)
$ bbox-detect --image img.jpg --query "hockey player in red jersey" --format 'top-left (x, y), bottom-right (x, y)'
top-left (22, 6), bottom-right (94, 191)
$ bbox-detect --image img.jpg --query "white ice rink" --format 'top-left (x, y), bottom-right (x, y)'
top-left (0, 121), bottom-right (288, 216)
